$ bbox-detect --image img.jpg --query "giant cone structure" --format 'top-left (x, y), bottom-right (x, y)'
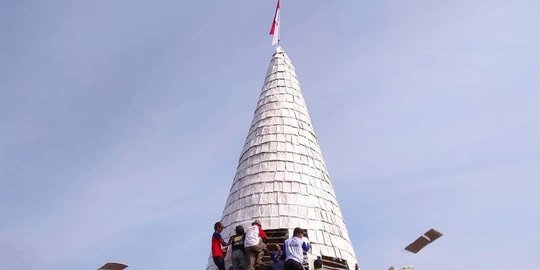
top-left (208, 47), bottom-right (358, 269)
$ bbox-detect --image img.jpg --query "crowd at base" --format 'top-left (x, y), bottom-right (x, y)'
top-left (212, 220), bottom-right (312, 270)
top-left (211, 220), bottom-right (331, 270)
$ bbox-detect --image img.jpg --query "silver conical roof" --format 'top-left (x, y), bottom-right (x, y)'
top-left (208, 47), bottom-right (358, 269)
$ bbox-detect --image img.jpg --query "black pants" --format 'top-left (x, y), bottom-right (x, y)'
top-left (284, 259), bottom-right (303, 270)
top-left (213, 256), bottom-right (226, 270)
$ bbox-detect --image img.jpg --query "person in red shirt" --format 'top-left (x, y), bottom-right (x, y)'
top-left (211, 222), bottom-right (228, 270)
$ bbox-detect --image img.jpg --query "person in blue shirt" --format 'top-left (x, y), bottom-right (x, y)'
top-left (267, 245), bottom-right (285, 270)
top-left (283, 227), bottom-right (310, 270)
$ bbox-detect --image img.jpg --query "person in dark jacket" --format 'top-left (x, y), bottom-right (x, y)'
top-left (229, 225), bottom-right (247, 270)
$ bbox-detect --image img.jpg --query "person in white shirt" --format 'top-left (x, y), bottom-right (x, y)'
top-left (244, 220), bottom-right (268, 270)
top-left (283, 227), bottom-right (310, 270)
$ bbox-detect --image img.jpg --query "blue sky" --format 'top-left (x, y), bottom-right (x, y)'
top-left (1, 1), bottom-right (539, 269)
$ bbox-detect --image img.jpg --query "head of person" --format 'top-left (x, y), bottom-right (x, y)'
top-left (214, 221), bottom-right (224, 233)
top-left (252, 219), bottom-right (262, 228)
top-left (314, 259), bottom-right (323, 269)
top-left (235, 225), bottom-right (244, 235)
top-left (293, 227), bottom-right (304, 238)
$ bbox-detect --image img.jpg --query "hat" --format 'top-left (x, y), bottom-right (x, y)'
top-left (252, 220), bottom-right (261, 226)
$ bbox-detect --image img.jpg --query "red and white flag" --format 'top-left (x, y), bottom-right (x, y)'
top-left (269, 0), bottom-right (280, 46)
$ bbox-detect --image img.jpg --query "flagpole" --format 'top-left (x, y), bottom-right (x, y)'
top-left (278, 0), bottom-right (281, 47)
